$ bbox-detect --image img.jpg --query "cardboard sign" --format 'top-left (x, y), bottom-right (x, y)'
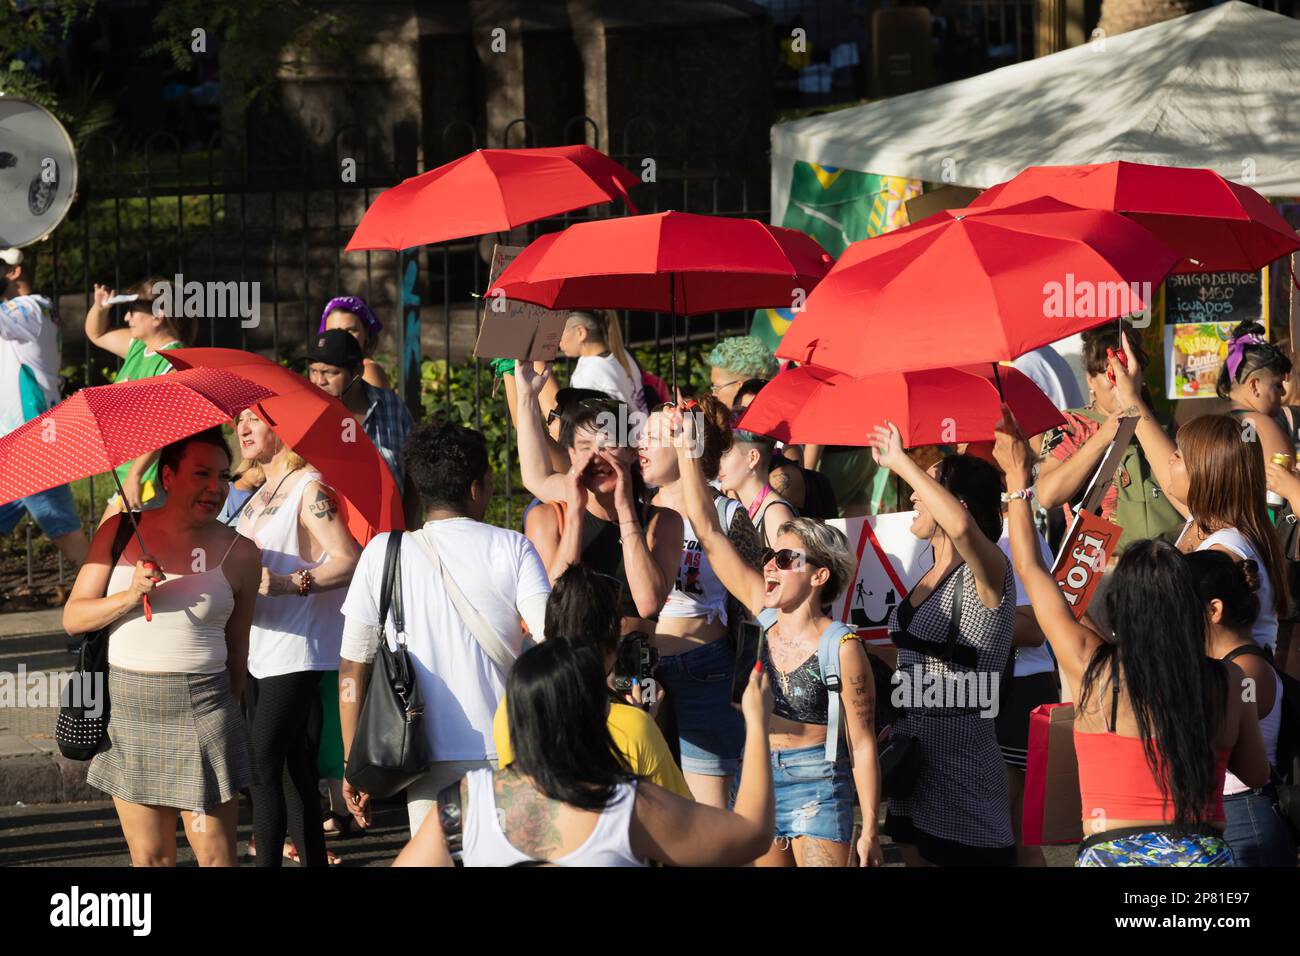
top-left (1051, 508), bottom-right (1121, 619)
top-left (1023, 703), bottom-right (1083, 845)
top-left (472, 244), bottom-right (569, 362)
top-left (829, 512), bottom-right (932, 645)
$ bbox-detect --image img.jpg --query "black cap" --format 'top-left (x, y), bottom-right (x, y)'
top-left (306, 328), bottom-right (364, 370)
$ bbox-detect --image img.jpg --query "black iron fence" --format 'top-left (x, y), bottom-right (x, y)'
top-left (9, 115), bottom-right (770, 591)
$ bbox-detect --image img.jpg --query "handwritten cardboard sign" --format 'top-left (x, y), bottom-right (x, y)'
top-left (472, 244), bottom-right (569, 362)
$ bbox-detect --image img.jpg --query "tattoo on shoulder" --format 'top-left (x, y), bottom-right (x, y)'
top-left (769, 468), bottom-right (791, 496)
top-left (495, 768), bottom-right (564, 861)
top-left (309, 488), bottom-right (339, 521)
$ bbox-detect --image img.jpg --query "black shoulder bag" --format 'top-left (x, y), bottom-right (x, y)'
top-left (877, 569), bottom-right (968, 800)
top-left (56, 516), bottom-right (137, 760)
top-left (344, 531), bottom-right (434, 798)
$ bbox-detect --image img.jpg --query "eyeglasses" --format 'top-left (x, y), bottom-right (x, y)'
top-left (710, 379), bottom-right (742, 394)
top-left (761, 547), bottom-right (816, 571)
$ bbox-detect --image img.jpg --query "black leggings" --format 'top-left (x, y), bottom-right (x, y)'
top-left (247, 671), bottom-right (326, 867)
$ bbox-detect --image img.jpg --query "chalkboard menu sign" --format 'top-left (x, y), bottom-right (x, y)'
top-left (1164, 268), bottom-right (1269, 400)
top-left (1164, 271), bottom-right (1265, 325)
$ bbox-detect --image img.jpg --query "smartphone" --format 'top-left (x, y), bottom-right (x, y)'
top-left (730, 620), bottom-right (765, 704)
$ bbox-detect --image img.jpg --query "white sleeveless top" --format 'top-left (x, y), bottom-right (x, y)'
top-left (107, 536), bottom-right (240, 674)
top-left (461, 769), bottom-right (644, 867)
top-left (1182, 522), bottom-right (1278, 653)
top-left (659, 508), bottom-right (732, 624)
top-left (1225, 668), bottom-right (1283, 795)
top-left (241, 470), bottom-right (346, 678)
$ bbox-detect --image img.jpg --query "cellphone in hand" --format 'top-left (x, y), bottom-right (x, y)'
top-left (730, 620), bottom-right (765, 704)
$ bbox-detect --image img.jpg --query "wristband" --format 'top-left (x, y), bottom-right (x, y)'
top-left (296, 569), bottom-right (315, 596)
top-left (1001, 487), bottom-right (1034, 505)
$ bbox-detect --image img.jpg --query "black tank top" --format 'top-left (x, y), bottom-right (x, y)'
top-left (575, 503), bottom-right (656, 621)
top-left (759, 638), bottom-right (829, 725)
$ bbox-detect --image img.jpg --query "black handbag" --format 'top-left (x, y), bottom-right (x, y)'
top-left (55, 516), bottom-right (136, 761)
top-left (344, 531), bottom-right (434, 798)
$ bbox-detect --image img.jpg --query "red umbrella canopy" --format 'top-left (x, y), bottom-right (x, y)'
top-left (0, 368), bottom-right (275, 504)
top-left (776, 197), bottom-right (1180, 378)
top-left (163, 348), bottom-right (403, 543)
top-left (736, 363), bottom-right (1065, 448)
top-left (968, 162), bottom-right (1300, 273)
top-left (344, 146), bottom-right (640, 252)
top-left (491, 211), bottom-right (834, 314)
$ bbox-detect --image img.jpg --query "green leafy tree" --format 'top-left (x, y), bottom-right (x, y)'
top-left (0, 0), bottom-right (97, 114)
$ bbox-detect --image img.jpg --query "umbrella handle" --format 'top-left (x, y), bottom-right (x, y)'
top-left (142, 594), bottom-right (153, 623)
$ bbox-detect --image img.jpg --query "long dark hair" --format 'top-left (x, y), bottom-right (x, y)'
top-left (1083, 539), bottom-right (1229, 826)
top-left (933, 453), bottom-right (1003, 543)
top-left (506, 641), bottom-right (631, 810)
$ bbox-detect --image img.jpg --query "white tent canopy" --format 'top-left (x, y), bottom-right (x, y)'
top-left (771, 1), bottom-right (1300, 221)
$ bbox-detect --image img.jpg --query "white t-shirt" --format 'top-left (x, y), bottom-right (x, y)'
top-left (340, 519), bottom-right (551, 763)
top-left (570, 352), bottom-right (647, 413)
top-left (997, 519), bottom-right (1057, 677)
top-left (0, 294), bottom-right (60, 436)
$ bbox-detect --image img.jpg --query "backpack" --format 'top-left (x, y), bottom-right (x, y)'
top-left (1222, 643), bottom-right (1300, 837)
top-left (1069, 407), bottom-right (1183, 547)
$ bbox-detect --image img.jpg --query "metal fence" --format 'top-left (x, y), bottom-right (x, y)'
top-left (10, 115), bottom-right (770, 590)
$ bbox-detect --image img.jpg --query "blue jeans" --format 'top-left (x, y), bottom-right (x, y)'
top-left (0, 483), bottom-right (81, 538)
top-left (770, 744), bottom-right (855, 844)
top-left (1223, 787), bottom-right (1296, 867)
top-left (656, 639), bottom-right (743, 777)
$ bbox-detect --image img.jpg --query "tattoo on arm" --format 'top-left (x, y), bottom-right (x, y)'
top-left (846, 669), bottom-right (875, 733)
top-left (769, 468), bottom-right (791, 497)
top-left (309, 488), bottom-right (339, 522)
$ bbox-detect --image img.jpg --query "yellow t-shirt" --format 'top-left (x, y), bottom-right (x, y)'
top-left (493, 697), bottom-right (693, 801)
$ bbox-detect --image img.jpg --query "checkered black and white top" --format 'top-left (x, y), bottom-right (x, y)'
top-left (887, 559), bottom-right (1016, 850)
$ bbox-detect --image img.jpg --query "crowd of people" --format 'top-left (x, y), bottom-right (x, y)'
top-left (3, 247), bottom-right (1298, 867)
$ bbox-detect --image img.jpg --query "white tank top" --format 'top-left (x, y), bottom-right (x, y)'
top-left (1225, 667), bottom-right (1283, 795)
top-left (461, 769), bottom-right (644, 867)
top-left (241, 470), bottom-right (346, 678)
top-left (659, 501), bottom-right (734, 624)
top-left (106, 536), bottom-right (240, 674)
top-left (1189, 523), bottom-right (1279, 653)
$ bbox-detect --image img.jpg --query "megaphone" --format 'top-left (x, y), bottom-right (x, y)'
top-left (0, 97), bottom-right (79, 248)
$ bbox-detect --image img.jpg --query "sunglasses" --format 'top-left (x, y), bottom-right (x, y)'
top-left (547, 397), bottom-right (621, 426)
top-left (761, 547), bottom-right (815, 571)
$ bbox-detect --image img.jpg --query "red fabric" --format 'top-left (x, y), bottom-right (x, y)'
top-left (164, 348), bottom-right (403, 543)
top-left (1074, 730), bottom-right (1229, 825)
top-left (1048, 409), bottom-right (1120, 521)
top-left (0, 368), bottom-right (275, 504)
top-left (735, 362), bottom-right (1063, 447)
top-left (775, 196), bottom-right (1179, 377)
top-left (492, 211), bottom-right (833, 315)
top-left (970, 161), bottom-right (1300, 273)
top-left (345, 146), bottom-right (639, 252)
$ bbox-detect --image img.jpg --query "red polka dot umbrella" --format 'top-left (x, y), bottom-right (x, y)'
top-left (0, 367), bottom-right (275, 505)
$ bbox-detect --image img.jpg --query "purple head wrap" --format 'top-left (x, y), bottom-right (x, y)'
top-left (319, 296), bottom-right (382, 337)
top-left (1225, 333), bottom-right (1268, 382)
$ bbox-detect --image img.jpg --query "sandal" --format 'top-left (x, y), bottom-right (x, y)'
top-left (283, 841), bottom-right (342, 866)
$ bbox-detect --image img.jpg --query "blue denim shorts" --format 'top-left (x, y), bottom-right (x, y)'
top-left (770, 744), bottom-right (855, 844)
top-left (656, 639), bottom-right (744, 777)
top-left (0, 483), bottom-right (81, 538)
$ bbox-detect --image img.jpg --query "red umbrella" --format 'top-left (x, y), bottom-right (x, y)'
top-left (344, 146), bottom-right (640, 252)
top-left (163, 348), bottom-right (403, 544)
top-left (736, 363), bottom-right (1064, 447)
top-left (967, 162), bottom-right (1300, 273)
top-left (492, 211), bottom-right (832, 313)
top-left (493, 211), bottom-right (833, 388)
top-left (0, 368), bottom-right (275, 504)
top-left (776, 197), bottom-right (1180, 378)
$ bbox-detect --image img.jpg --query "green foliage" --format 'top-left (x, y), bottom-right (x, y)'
top-left (149, 0), bottom-right (355, 110)
top-left (0, 0), bottom-right (96, 112)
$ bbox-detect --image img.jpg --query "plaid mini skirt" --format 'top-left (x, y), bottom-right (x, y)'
top-left (87, 667), bottom-right (255, 813)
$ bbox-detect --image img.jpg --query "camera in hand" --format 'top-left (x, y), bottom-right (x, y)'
top-left (612, 631), bottom-right (658, 692)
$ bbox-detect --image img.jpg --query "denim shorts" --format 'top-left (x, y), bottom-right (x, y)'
top-left (769, 744), bottom-right (855, 844)
top-left (0, 483), bottom-right (81, 538)
top-left (1223, 787), bottom-right (1297, 867)
top-left (656, 639), bottom-right (744, 777)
